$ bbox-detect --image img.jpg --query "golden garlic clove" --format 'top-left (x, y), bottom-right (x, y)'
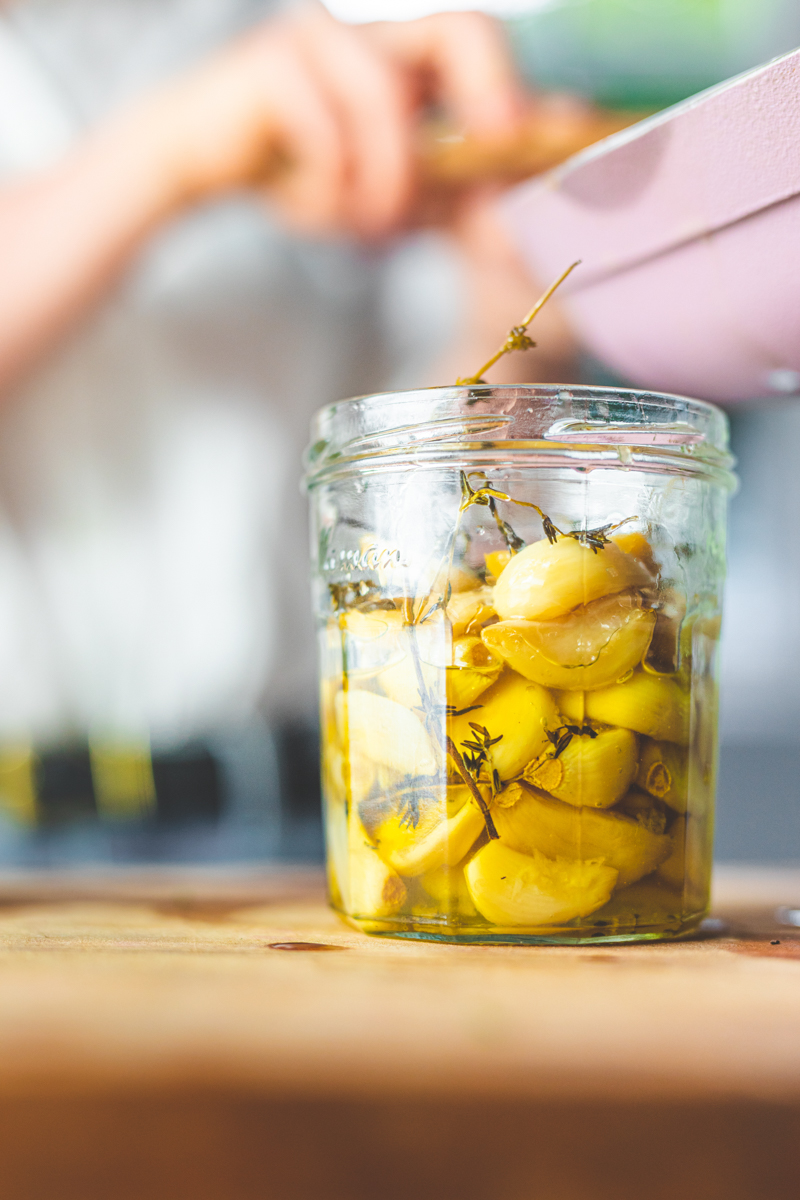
top-left (379, 648), bottom-right (441, 710)
top-left (524, 726), bottom-right (639, 809)
top-left (375, 795), bottom-right (485, 877)
top-left (322, 745), bottom-right (379, 808)
top-left (491, 782), bottom-right (671, 888)
top-left (379, 627), bottom-right (501, 710)
top-left (338, 609), bottom-right (405, 679)
top-left (611, 530), bottom-right (659, 575)
top-left (658, 817), bottom-right (686, 891)
top-left (484, 550), bottom-right (512, 582)
top-left (554, 672), bottom-right (689, 744)
top-left (349, 841), bottom-right (408, 918)
top-left (657, 815), bottom-right (712, 912)
top-left (448, 670), bottom-right (559, 781)
top-left (376, 613), bottom-right (448, 708)
top-left (446, 585), bottom-right (496, 636)
top-left (482, 591), bottom-right (655, 691)
top-left (431, 566), bottom-right (482, 597)
top-left (418, 864), bottom-right (479, 918)
top-left (617, 787), bottom-right (669, 834)
top-left (446, 637), bottom-right (504, 708)
top-left (464, 840), bottom-right (617, 926)
top-left (636, 739), bottom-right (689, 812)
top-left (347, 754), bottom-right (379, 807)
top-left (335, 688), bottom-right (438, 777)
top-left (493, 536), bottom-right (652, 622)
top-left (555, 690), bottom-right (587, 724)
top-left (583, 878), bottom-right (687, 933)
top-left (645, 589), bottom-right (687, 675)
top-left (325, 805), bottom-right (407, 918)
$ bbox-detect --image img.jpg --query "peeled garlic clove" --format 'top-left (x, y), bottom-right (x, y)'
top-left (377, 615), bottom-right (449, 708)
top-left (554, 672), bottom-right (689, 745)
top-left (636, 739), bottom-right (689, 812)
top-left (492, 782), bottom-right (671, 888)
top-left (658, 817), bottom-right (686, 891)
top-left (555, 690), bottom-right (587, 723)
top-left (446, 637), bottom-right (503, 708)
top-left (493, 536), bottom-right (652, 622)
top-left (583, 878), bottom-right (687, 932)
top-left (323, 745), bottom-right (378, 808)
top-left (379, 646), bottom-right (441, 710)
top-left (346, 754), bottom-right (378, 807)
top-left (446, 585), bottom-right (496, 636)
top-left (419, 864), bottom-right (478, 918)
top-left (464, 840), bottom-right (617, 926)
top-left (326, 805), bottom-right (407, 918)
top-left (657, 815), bottom-right (712, 912)
top-left (337, 609), bottom-right (406, 679)
top-left (335, 689), bottom-right (438, 777)
top-left (484, 550), bottom-right (512, 582)
top-left (376, 795), bottom-right (485, 877)
top-left (525, 727), bottom-right (638, 809)
top-left (448, 670), bottom-right (559, 781)
top-left (611, 530), bottom-right (659, 576)
top-left (482, 591), bottom-right (655, 691)
top-left (379, 627), bottom-right (501, 711)
top-left (645, 589), bottom-right (687, 675)
top-left (349, 839), bottom-right (408, 918)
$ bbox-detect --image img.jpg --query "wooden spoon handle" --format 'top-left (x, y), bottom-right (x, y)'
top-left (255, 106), bottom-right (646, 190)
top-left (418, 106), bottom-right (647, 186)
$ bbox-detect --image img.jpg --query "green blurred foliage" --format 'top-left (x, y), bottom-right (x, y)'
top-left (506, 0), bottom-right (800, 109)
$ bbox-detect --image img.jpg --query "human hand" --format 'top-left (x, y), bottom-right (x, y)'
top-left (122, 2), bottom-right (523, 237)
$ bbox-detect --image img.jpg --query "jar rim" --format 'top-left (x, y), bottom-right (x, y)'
top-left (304, 383), bottom-right (736, 489)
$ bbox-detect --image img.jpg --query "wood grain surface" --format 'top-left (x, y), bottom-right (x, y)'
top-left (0, 865), bottom-right (797, 1200)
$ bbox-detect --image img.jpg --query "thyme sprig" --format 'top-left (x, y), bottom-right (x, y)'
top-left (445, 734), bottom-right (499, 839)
top-left (445, 703), bottom-right (483, 718)
top-left (459, 722), bottom-right (504, 807)
top-left (461, 722), bottom-right (504, 763)
top-left (531, 509), bottom-right (636, 554)
top-left (456, 260), bottom-right (580, 386)
top-left (545, 723), bottom-right (599, 760)
top-left (459, 471), bottom-right (542, 557)
top-left (403, 613), bottom-right (498, 838)
top-left (398, 789), bottom-right (422, 830)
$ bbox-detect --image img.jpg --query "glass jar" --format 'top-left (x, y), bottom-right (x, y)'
top-left (305, 385), bottom-right (735, 943)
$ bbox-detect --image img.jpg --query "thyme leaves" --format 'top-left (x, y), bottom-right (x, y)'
top-left (457, 721), bottom-right (504, 811)
top-left (458, 471), bottom-right (638, 558)
top-left (445, 703), bottom-right (483, 718)
top-left (445, 734), bottom-right (499, 840)
top-left (403, 612), bottom-right (498, 839)
top-left (529, 510), bottom-right (636, 555)
top-left (545, 723), bottom-right (598, 761)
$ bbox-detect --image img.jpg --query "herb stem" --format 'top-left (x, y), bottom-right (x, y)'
top-left (456, 260), bottom-right (580, 386)
top-left (446, 736), bottom-right (499, 840)
top-left (403, 608), bottom-right (498, 840)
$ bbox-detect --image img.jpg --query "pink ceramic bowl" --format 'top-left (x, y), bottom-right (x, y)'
top-left (502, 47), bottom-right (800, 404)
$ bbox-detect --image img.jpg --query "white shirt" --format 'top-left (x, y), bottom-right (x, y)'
top-left (0, 0), bottom-right (461, 748)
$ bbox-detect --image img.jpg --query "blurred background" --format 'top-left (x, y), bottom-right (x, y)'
top-left (0, 0), bottom-right (797, 869)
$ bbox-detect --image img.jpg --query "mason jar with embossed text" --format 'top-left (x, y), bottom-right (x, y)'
top-left (304, 385), bottom-right (736, 943)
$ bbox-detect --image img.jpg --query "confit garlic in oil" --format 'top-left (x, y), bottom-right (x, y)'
top-left (323, 508), bottom-right (718, 941)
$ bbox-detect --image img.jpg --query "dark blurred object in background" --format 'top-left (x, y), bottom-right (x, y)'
top-left (0, 720), bottom-right (324, 866)
top-left (716, 400), bottom-right (800, 864)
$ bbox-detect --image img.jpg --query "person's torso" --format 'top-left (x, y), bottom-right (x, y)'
top-left (0, 0), bottom-right (460, 746)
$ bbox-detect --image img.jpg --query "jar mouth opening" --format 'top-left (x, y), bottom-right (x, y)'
top-left (305, 384), bottom-right (736, 488)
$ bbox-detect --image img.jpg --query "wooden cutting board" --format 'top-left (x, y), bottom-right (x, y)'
top-left (0, 865), bottom-right (797, 1200)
